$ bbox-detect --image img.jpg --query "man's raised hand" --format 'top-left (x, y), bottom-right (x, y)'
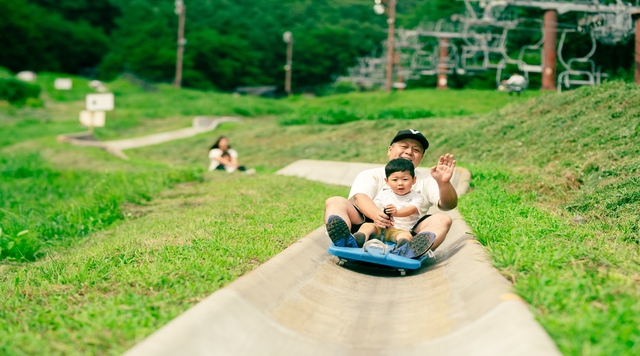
top-left (430, 153), bottom-right (456, 184)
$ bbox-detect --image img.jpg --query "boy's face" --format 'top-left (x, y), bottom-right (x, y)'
top-left (384, 171), bottom-right (416, 195)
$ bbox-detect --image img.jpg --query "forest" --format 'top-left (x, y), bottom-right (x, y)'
top-left (0, 0), bottom-right (635, 93)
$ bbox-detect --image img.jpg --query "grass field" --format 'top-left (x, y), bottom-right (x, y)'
top-left (1, 74), bottom-right (638, 355)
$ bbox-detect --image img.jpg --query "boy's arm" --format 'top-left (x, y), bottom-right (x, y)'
top-left (392, 205), bottom-right (418, 218)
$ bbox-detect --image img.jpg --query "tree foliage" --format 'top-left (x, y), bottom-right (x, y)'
top-left (0, 0), bottom-right (637, 92)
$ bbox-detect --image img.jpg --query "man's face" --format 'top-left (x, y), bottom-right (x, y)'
top-left (387, 139), bottom-right (424, 168)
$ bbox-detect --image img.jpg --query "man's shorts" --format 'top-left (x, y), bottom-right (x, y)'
top-left (351, 204), bottom-right (431, 237)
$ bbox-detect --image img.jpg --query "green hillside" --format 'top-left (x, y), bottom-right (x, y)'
top-left (1, 79), bottom-right (638, 355)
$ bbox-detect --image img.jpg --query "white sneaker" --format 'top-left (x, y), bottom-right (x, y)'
top-left (244, 168), bottom-right (256, 175)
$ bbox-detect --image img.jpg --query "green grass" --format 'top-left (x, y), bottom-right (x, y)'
top-left (0, 174), bottom-right (347, 355)
top-left (279, 88), bottom-right (543, 125)
top-left (0, 151), bottom-right (199, 261)
top-left (1, 77), bottom-right (639, 355)
top-left (458, 165), bottom-right (640, 355)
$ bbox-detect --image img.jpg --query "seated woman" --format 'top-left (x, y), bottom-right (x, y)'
top-left (208, 136), bottom-right (255, 174)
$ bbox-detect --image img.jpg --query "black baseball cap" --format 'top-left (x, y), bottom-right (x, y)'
top-left (390, 129), bottom-right (429, 152)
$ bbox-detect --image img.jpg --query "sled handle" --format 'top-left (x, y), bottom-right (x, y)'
top-left (363, 239), bottom-right (388, 254)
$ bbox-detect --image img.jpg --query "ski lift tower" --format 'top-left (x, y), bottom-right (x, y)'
top-left (479, 0), bottom-right (640, 88)
top-left (373, 0), bottom-right (398, 92)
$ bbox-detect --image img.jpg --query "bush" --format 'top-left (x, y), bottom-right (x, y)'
top-left (0, 78), bottom-right (41, 105)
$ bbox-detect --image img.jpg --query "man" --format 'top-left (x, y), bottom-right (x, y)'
top-left (500, 72), bottom-right (527, 94)
top-left (324, 129), bottom-right (458, 258)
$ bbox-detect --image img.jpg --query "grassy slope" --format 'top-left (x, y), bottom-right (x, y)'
top-left (1, 77), bottom-right (638, 355)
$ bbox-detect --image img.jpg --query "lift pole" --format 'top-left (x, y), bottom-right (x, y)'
top-left (173, 0), bottom-right (186, 88)
top-left (385, 0), bottom-right (397, 92)
top-left (283, 31), bottom-right (294, 96)
top-left (635, 16), bottom-right (640, 84)
top-left (541, 10), bottom-right (557, 90)
top-left (437, 37), bottom-right (449, 89)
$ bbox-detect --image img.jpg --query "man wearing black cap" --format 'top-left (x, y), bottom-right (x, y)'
top-left (324, 129), bottom-right (458, 258)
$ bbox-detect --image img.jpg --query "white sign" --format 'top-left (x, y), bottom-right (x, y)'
top-left (393, 82), bottom-right (407, 89)
top-left (86, 93), bottom-right (114, 111)
top-left (54, 78), bottom-right (73, 90)
top-left (17, 71), bottom-right (36, 82)
top-left (79, 110), bottom-right (106, 127)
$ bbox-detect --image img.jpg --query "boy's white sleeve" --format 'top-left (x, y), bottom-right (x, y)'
top-left (411, 194), bottom-right (425, 211)
top-left (228, 149), bottom-right (239, 158)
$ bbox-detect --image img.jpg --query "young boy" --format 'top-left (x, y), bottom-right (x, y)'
top-left (352, 158), bottom-right (435, 258)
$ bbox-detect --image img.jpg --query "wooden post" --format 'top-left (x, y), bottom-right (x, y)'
top-left (285, 37), bottom-right (293, 96)
top-left (173, 1), bottom-right (186, 88)
top-left (635, 16), bottom-right (640, 84)
top-left (541, 10), bottom-right (557, 91)
top-left (437, 37), bottom-right (449, 89)
top-left (385, 0), bottom-right (396, 92)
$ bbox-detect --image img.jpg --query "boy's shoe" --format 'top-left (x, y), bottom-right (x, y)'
top-left (326, 215), bottom-right (358, 248)
top-left (391, 231), bottom-right (436, 259)
top-left (353, 232), bottom-right (367, 248)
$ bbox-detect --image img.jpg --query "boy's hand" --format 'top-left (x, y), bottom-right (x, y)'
top-left (384, 204), bottom-right (397, 216)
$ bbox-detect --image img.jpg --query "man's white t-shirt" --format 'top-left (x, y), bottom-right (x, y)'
top-left (506, 74), bottom-right (527, 87)
top-left (208, 148), bottom-right (238, 170)
top-left (348, 167), bottom-right (440, 217)
top-left (373, 188), bottom-right (424, 231)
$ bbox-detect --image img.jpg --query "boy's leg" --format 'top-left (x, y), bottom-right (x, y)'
top-left (354, 223), bottom-right (380, 247)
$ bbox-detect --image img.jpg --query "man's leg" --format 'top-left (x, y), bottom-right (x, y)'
top-left (413, 213), bottom-right (452, 250)
top-left (324, 196), bottom-right (364, 228)
top-left (324, 196), bottom-right (364, 248)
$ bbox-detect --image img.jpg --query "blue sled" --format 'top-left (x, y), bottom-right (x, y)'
top-left (328, 240), bottom-right (431, 274)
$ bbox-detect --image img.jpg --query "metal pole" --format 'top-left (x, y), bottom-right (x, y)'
top-left (174, 1), bottom-right (186, 88)
top-left (635, 16), bottom-right (640, 84)
top-left (285, 39), bottom-right (293, 96)
top-left (541, 10), bottom-right (557, 91)
top-left (385, 0), bottom-right (396, 92)
top-left (437, 37), bottom-right (449, 90)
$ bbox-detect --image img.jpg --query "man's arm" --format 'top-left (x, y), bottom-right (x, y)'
top-left (437, 182), bottom-right (458, 211)
top-left (352, 194), bottom-right (393, 228)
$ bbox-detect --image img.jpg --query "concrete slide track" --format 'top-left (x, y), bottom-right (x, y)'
top-left (124, 160), bottom-right (560, 356)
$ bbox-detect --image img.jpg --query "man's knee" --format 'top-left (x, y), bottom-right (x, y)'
top-left (325, 196), bottom-right (349, 209)
top-left (417, 213), bottom-right (452, 232)
top-left (324, 196), bottom-right (352, 221)
top-left (436, 214), bottom-right (453, 229)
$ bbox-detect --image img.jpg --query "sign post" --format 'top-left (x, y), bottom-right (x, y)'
top-left (83, 93), bottom-right (115, 134)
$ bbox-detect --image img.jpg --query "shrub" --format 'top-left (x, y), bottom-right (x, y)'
top-left (0, 78), bottom-right (41, 105)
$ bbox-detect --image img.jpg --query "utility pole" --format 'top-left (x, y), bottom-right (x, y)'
top-left (385, 0), bottom-right (396, 92)
top-left (373, 0), bottom-right (397, 92)
top-left (635, 15), bottom-right (640, 84)
top-left (173, 0), bottom-right (186, 88)
top-left (283, 31), bottom-right (294, 96)
top-left (541, 10), bottom-right (557, 90)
